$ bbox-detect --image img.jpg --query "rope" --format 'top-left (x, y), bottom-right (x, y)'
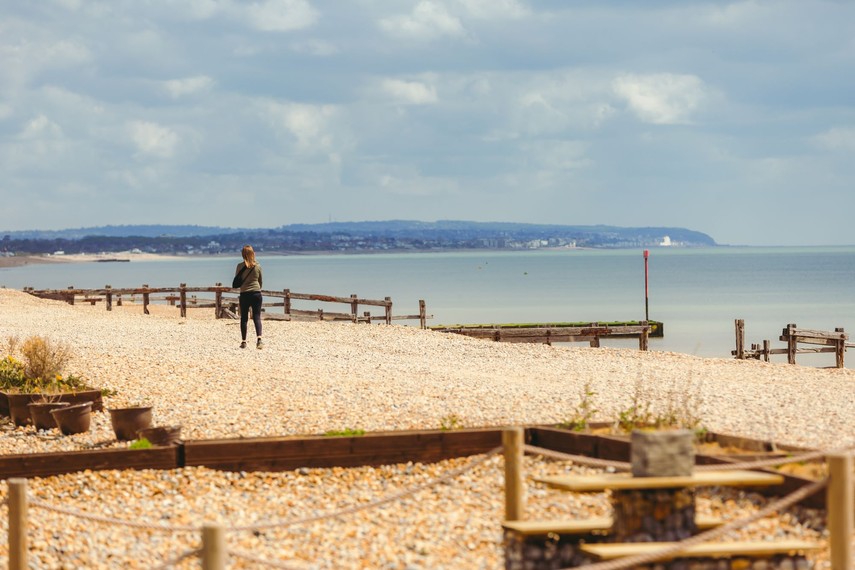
top-left (230, 549), bottom-right (307, 569)
top-left (560, 477), bottom-right (828, 570)
top-left (27, 499), bottom-right (198, 533)
top-left (524, 445), bottom-right (630, 470)
top-left (228, 446), bottom-right (502, 532)
top-left (150, 548), bottom-right (201, 570)
top-left (695, 448), bottom-right (833, 472)
top-left (526, 444), bottom-right (849, 473)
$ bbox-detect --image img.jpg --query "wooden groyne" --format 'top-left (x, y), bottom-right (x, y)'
top-left (430, 320), bottom-right (662, 350)
top-left (733, 319), bottom-right (855, 368)
top-left (24, 285), bottom-right (432, 328)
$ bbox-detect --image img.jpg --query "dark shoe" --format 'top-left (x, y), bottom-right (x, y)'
top-left (256, 339), bottom-right (264, 349)
top-left (240, 341), bottom-right (247, 349)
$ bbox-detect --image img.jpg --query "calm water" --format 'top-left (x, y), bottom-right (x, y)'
top-left (3, 247), bottom-right (855, 366)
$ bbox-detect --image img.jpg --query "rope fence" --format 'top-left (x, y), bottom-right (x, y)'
top-left (7, 447), bottom-right (502, 569)
top-left (4, 434), bottom-right (852, 569)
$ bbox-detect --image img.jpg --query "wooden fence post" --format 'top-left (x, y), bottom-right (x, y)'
top-left (503, 427), bottom-right (525, 522)
top-left (8, 478), bottom-right (28, 570)
top-left (284, 289), bottom-right (291, 317)
top-left (385, 297), bottom-right (392, 325)
top-left (786, 323), bottom-right (797, 365)
top-left (763, 339), bottom-right (771, 362)
top-left (201, 524), bottom-right (226, 570)
top-left (364, 311), bottom-right (371, 324)
top-left (350, 294), bottom-right (358, 323)
top-left (419, 300), bottom-right (426, 329)
top-left (640, 321), bottom-right (649, 351)
top-left (835, 328), bottom-right (846, 369)
top-left (735, 319), bottom-right (745, 360)
top-left (827, 452), bottom-right (853, 570)
top-left (142, 284), bottom-right (150, 315)
top-left (214, 283), bottom-right (223, 319)
top-left (105, 285), bottom-right (113, 311)
top-left (179, 283), bottom-right (187, 318)
top-left (66, 285), bottom-right (75, 305)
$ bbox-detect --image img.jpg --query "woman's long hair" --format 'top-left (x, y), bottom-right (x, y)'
top-left (241, 245), bottom-right (257, 268)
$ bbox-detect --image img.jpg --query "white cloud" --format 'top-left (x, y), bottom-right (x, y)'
top-left (813, 127), bottom-right (855, 152)
top-left (455, 0), bottom-right (528, 20)
top-left (381, 79), bottom-right (438, 105)
top-left (128, 121), bottom-right (179, 158)
top-left (20, 114), bottom-right (63, 139)
top-left (163, 75), bottom-right (215, 98)
top-left (291, 39), bottom-right (338, 56)
top-left (246, 0), bottom-right (318, 32)
top-left (264, 101), bottom-right (338, 152)
top-left (379, 1), bottom-right (466, 41)
top-left (612, 73), bottom-right (706, 125)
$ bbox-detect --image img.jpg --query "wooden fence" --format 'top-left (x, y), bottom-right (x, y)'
top-left (24, 285), bottom-right (431, 329)
top-left (733, 319), bottom-right (855, 368)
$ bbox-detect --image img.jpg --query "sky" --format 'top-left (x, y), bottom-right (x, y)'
top-left (1, 1), bottom-right (854, 246)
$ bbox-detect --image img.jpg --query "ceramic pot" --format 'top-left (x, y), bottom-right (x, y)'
top-left (28, 401), bottom-right (70, 431)
top-left (108, 406), bottom-right (153, 441)
top-left (50, 402), bottom-right (93, 435)
top-left (137, 425), bottom-right (182, 446)
top-left (7, 393), bottom-right (39, 427)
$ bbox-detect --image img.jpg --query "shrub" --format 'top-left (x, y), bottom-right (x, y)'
top-left (559, 381), bottom-right (599, 432)
top-left (1, 335), bottom-right (91, 393)
top-left (439, 414), bottom-right (464, 431)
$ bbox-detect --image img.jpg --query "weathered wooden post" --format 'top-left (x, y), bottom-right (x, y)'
top-left (786, 323), bottom-right (797, 365)
top-left (284, 289), bottom-right (291, 317)
top-left (363, 311), bottom-right (371, 324)
top-left (385, 296), bottom-right (392, 325)
top-left (835, 328), bottom-right (846, 369)
top-left (827, 452), bottom-right (854, 570)
top-left (735, 319), bottom-right (745, 360)
top-left (503, 427), bottom-right (525, 522)
top-left (8, 478), bottom-right (28, 570)
top-left (317, 309), bottom-right (324, 321)
top-left (640, 321), bottom-right (649, 351)
top-left (419, 300), bottom-right (426, 329)
top-left (142, 284), bottom-right (150, 315)
top-left (763, 339), bottom-right (771, 362)
top-left (179, 283), bottom-right (187, 318)
top-left (105, 285), bottom-right (113, 311)
top-left (67, 285), bottom-right (75, 306)
top-left (214, 283), bottom-right (223, 319)
top-left (350, 294), bottom-right (358, 323)
top-left (201, 524), bottom-right (226, 570)
top-left (116, 294), bottom-right (122, 307)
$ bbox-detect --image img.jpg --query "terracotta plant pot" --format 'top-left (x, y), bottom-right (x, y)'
top-left (137, 425), bottom-right (182, 446)
top-left (50, 402), bottom-right (93, 435)
top-left (7, 393), bottom-right (40, 427)
top-left (108, 406), bottom-right (153, 441)
top-left (28, 401), bottom-right (70, 431)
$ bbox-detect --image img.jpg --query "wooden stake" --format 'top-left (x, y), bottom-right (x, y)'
top-left (735, 319), bottom-right (745, 360)
top-left (385, 296), bottom-right (392, 325)
top-left (503, 427), bottom-right (525, 521)
top-left (179, 283), bottom-right (187, 318)
top-left (419, 300), bottom-right (426, 329)
top-left (8, 478), bottom-right (28, 570)
top-left (828, 453), bottom-right (854, 570)
top-left (201, 524), bottom-right (226, 570)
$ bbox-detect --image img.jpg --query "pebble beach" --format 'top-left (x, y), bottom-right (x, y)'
top-left (0, 288), bottom-right (852, 568)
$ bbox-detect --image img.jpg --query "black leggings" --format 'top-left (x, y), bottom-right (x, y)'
top-left (239, 291), bottom-right (263, 340)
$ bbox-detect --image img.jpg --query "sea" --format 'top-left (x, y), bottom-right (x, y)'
top-left (2, 246), bottom-right (855, 367)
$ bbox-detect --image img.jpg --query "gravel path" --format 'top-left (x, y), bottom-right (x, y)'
top-left (0, 289), bottom-right (850, 568)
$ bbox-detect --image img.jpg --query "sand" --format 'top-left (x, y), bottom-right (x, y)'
top-left (0, 288), bottom-right (850, 568)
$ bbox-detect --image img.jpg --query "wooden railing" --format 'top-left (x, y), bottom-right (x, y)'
top-left (24, 285), bottom-right (431, 329)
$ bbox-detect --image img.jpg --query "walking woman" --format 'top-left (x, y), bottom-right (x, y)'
top-left (234, 245), bottom-right (263, 349)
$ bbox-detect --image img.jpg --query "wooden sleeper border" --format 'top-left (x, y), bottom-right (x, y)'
top-left (0, 427), bottom-right (824, 508)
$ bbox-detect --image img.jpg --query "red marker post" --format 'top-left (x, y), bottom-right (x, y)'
top-left (643, 249), bottom-right (650, 322)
